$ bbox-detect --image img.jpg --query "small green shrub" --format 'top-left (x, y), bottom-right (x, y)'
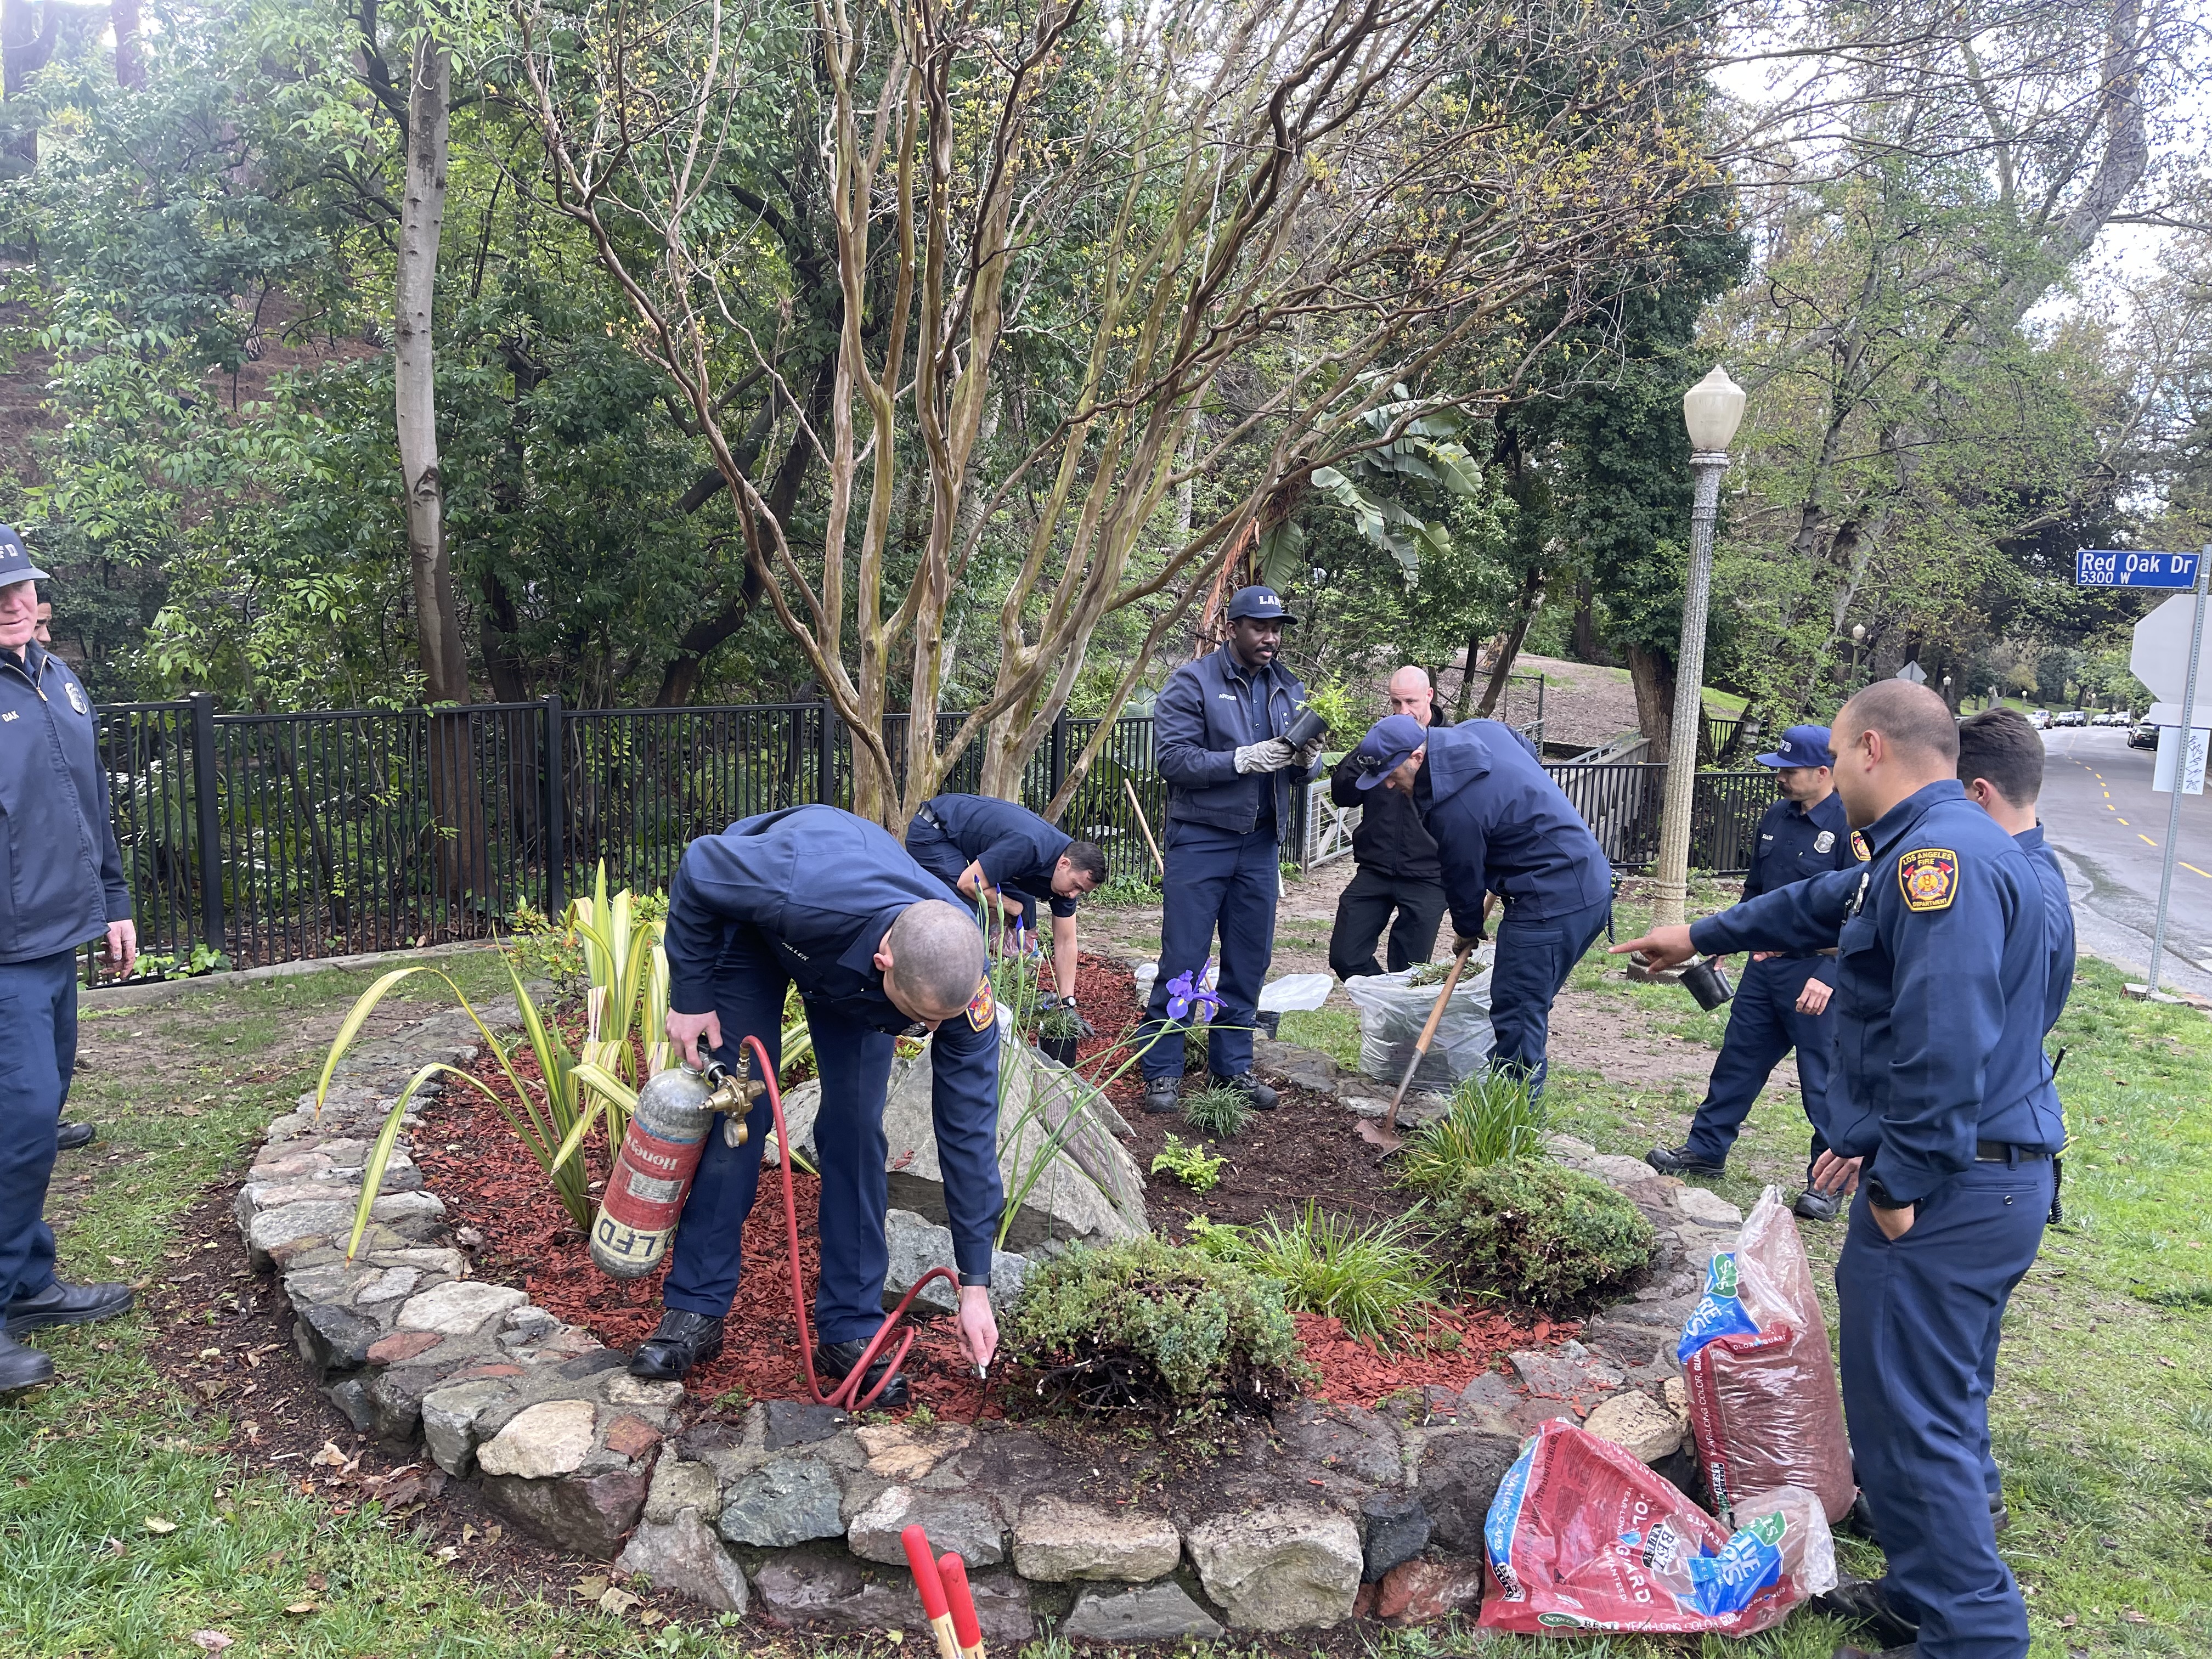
top-left (1037, 1004), bottom-right (1084, 1041)
top-left (1149, 1136), bottom-right (1225, 1192)
top-left (1181, 1078), bottom-right (1251, 1138)
top-left (1177, 1019), bottom-right (1212, 1073)
top-left (1190, 1206), bottom-right (1444, 1347)
top-left (1091, 875), bottom-right (1160, 909)
top-left (1007, 1236), bottom-right (1309, 1415)
top-left (1440, 1160), bottom-right (1653, 1308)
top-left (1398, 1071), bottom-right (1549, 1196)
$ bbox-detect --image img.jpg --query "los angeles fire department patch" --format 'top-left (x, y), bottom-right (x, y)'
top-left (1897, 847), bottom-right (1958, 912)
top-left (966, 978), bottom-right (996, 1031)
top-left (1850, 831), bottom-right (1871, 862)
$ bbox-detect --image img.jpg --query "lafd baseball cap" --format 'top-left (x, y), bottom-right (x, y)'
top-left (0, 526), bottom-right (53, 588)
top-left (1224, 585), bottom-right (1299, 624)
top-left (1350, 714), bottom-right (1427, 790)
top-left (1756, 725), bottom-right (1835, 769)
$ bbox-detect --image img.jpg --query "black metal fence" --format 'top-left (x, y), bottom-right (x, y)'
top-left (88, 688), bottom-right (1764, 984)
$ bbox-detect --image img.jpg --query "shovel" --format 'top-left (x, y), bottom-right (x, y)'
top-left (1357, 939), bottom-right (1475, 1153)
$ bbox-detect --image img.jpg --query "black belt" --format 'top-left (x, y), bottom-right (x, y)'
top-left (1974, 1142), bottom-right (2052, 1162)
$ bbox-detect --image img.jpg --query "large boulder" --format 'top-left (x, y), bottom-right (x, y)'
top-left (880, 1036), bottom-right (1147, 1250)
top-left (616, 1510), bottom-right (749, 1614)
top-left (882, 1210), bottom-right (1030, 1314)
top-left (1012, 1497), bottom-right (1181, 1583)
top-left (1186, 1506), bottom-right (1362, 1632)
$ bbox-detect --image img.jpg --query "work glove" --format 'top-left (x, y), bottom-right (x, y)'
top-left (1294, 735), bottom-right (1326, 770)
top-left (1235, 737), bottom-right (1296, 774)
top-left (1452, 933), bottom-right (1481, 956)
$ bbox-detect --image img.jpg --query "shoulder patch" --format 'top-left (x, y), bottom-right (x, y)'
top-left (1897, 848), bottom-right (1958, 912)
top-left (966, 978), bottom-right (996, 1032)
top-left (1850, 831), bottom-right (1870, 862)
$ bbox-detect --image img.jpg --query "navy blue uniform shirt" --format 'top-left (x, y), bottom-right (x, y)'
top-left (664, 805), bottom-right (1003, 1273)
top-left (916, 795), bottom-right (1079, 919)
top-left (1740, 789), bottom-right (1862, 977)
top-left (1417, 720), bottom-right (1612, 932)
top-left (1153, 644), bottom-right (1312, 839)
top-left (1690, 780), bottom-right (2062, 1203)
top-left (0, 640), bottom-right (131, 963)
top-left (2015, 823), bottom-right (2075, 1037)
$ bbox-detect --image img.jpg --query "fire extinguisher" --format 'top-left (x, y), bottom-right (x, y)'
top-left (590, 1055), bottom-right (761, 1279)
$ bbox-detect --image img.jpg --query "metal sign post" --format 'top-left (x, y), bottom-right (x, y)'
top-left (2145, 548), bottom-right (2211, 995)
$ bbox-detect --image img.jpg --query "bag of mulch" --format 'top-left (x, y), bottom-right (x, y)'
top-left (1344, 965), bottom-right (1493, 1089)
top-left (1677, 1186), bottom-right (1857, 1525)
top-left (1479, 1420), bottom-right (1836, 1637)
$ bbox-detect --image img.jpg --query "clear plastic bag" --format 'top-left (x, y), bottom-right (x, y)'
top-left (1480, 1420), bottom-right (1835, 1637)
top-left (1677, 1186), bottom-right (1857, 1525)
top-left (1344, 964), bottom-right (1493, 1088)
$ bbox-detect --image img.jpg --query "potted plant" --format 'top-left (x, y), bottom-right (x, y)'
top-left (1037, 1002), bottom-right (1084, 1066)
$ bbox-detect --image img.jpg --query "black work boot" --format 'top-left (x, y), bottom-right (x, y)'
top-left (1793, 1186), bottom-right (1842, 1222)
top-left (0, 1334), bottom-right (54, 1400)
top-left (1813, 1578), bottom-right (1920, 1650)
top-left (629, 1310), bottom-right (725, 1380)
top-left (815, 1339), bottom-right (911, 1408)
top-left (1142, 1076), bottom-right (1181, 1115)
top-left (1216, 1073), bottom-right (1277, 1111)
top-left (5, 1279), bottom-right (133, 1335)
top-left (56, 1122), bottom-right (97, 1152)
top-left (1646, 1144), bottom-right (1726, 1177)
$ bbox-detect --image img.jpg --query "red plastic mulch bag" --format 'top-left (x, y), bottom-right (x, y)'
top-left (1479, 1420), bottom-right (1836, 1636)
top-left (1676, 1185), bottom-right (1857, 1524)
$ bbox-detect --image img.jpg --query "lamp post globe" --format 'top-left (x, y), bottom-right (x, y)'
top-left (1648, 366), bottom-right (1746, 934)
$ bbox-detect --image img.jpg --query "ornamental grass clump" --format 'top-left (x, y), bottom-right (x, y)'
top-left (1398, 1070), bottom-right (1549, 1195)
top-left (1180, 1077), bottom-right (1251, 1138)
top-left (1190, 1205), bottom-right (1444, 1348)
top-left (1008, 1236), bottom-right (1309, 1417)
top-left (1440, 1160), bottom-right (1654, 1309)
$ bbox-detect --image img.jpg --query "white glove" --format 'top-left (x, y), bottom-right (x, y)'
top-left (1235, 738), bottom-right (1296, 774)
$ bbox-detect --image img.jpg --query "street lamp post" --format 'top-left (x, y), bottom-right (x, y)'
top-left (1850, 623), bottom-right (1866, 691)
top-left (1651, 365), bottom-right (1747, 930)
top-left (1943, 674), bottom-right (1953, 713)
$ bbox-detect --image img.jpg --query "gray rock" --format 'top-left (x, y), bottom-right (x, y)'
top-left (883, 1037), bottom-right (1148, 1250)
top-left (1509, 1340), bottom-right (1625, 1400)
top-left (601, 1373), bottom-right (685, 1410)
top-left (882, 1209), bottom-right (1034, 1315)
top-left (246, 1200), bottom-right (357, 1268)
top-left (1358, 1491), bottom-right (1430, 1583)
top-left (1546, 1133), bottom-right (1599, 1160)
top-left (394, 1282), bottom-right (528, 1337)
top-left (1588, 1153), bottom-right (1658, 1188)
top-left (1453, 1372), bottom-right (1522, 1436)
top-left (483, 1468), bottom-right (648, 1560)
top-left (718, 1456), bottom-right (846, 1547)
top-left (1676, 1186), bottom-right (1744, 1226)
top-left (847, 1485), bottom-right (1006, 1567)
top-left (1186, 1505), bottom-right (1362, 1632)
top-left (1063, 1581), bottom-right (1223, 1642)
top-left (645, 1456), bottom-right (722, 1525)
top-left (291, 1301), bottom-right (381, 1373)
top-left (1582, 1390), bottom-right (1683, 1463)
top-left (1278, 1401), bottom-right (1404, 1486)
top-left (752, 1555), bottom-right (1032, 1643)
top-left (1011, 1496), bottom-right (1180, 1582)
top-left (1418, 1430), bottom-right (1522, 1554)
top-left (615, 1510), bottom-right (749, 1613)
top-left (477, 1399), bottom-right (597, 1479)
top-left (322, 1375), bottom-right (376, 1433)
top-left (761, 1078), bottom-right (821, 1168)
top-left (762, 1400), bottom-right (849, 1451)
top-left (351, 1266), bottom-right (420, 1306)
top-left (421, 1378), bottom-right (521, 1477)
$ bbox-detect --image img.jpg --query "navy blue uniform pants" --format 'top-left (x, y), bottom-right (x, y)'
top-left (1141, 821), bottom-right (1279, 1081)
top-left (659, 935), bottom-right (899, 1347)
top-left (1488, 895), bottom-right (1611, 1097)
top-left (0, 950), bottom-right (75, 1308)
top-left (1838, 1159), bottom-right (2049, 1659)
top-left (1683, 955), bottom-right (1835, 1175)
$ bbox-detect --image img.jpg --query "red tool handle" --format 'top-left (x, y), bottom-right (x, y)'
top-left (939, 1551), bottom-right (985, 1654)
top-left (902, 1526), bottom-right (950, 1620)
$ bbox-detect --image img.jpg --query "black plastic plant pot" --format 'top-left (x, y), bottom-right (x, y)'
top-left (1283, 707), bottom-right (1328, 750)
top-left (1039, 1034), bottom-right (1081, 1067)
top-left (1681, 957), bottom-right (1735, 1011)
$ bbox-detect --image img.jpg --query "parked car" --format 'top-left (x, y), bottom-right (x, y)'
top-left (2028, 709), bottom-right (2052, 729)
top-left (2090, 712), bottom-right (2115, 726)
top-left (2054, 710), bottom-right (2088, 727)
top-left (2130, 721), bottom-right (2160, 750)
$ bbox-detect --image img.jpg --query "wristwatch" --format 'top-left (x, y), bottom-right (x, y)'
top-left (958, 1272), bottom-right (992, 1289)
top-left (1865, 1177), bottom-right (1914, 1212)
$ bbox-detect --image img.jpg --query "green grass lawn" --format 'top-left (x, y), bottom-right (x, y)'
top-left (5, 928), bottom-right (2208, 1657)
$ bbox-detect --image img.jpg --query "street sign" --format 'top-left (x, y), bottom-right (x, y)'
top-left (2133, 596), bottom-right (2212, 706)
top-left (2078, 548), bottom-right (2202, 589)
top-left (2154, 727), bottom-right (2208, 797)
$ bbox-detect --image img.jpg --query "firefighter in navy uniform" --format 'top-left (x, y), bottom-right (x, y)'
top-left (905, 793), bottom-right (1108, 1015)
top-left (1617, 682), bottom-right (2061, 1659)
top-left (0, 528), bottom-right (138, 1400)
top-left (637, 806), bottom-right (1004, 1404)
top-left (1646, 725), bottom-right (1866, 1219)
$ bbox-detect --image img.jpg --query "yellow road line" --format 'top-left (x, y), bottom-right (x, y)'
top-left (2140, 833), bottom-right (2158, 846)
top-left (2118, 818), bottom-right (2131, 825)
top-left (2182, 862), bottom-right (2212, 881)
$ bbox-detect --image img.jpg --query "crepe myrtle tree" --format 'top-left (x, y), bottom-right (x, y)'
top-left (512, 0), bottom-right (1711, 827)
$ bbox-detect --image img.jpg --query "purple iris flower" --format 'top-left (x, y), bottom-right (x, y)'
top-left (1164, 961), bottom-right (1222, 1025)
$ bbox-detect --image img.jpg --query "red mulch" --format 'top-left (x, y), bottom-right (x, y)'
top-left (414, 953), bottom-right (1563, 1419)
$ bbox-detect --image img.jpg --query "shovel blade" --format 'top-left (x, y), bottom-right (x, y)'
top-left (1356, 1118), bottom-right (1404, 1153)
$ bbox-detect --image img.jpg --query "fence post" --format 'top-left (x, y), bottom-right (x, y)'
top-left (816, 698), bottom-right (838, 805)
top-left (543, 693), bottom-right (567, 915)
top-left (188, 692), bottom-right (225, 953)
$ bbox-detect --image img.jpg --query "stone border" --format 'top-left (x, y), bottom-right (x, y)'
top-left (236, 1005), bottom-right (1747, 1634)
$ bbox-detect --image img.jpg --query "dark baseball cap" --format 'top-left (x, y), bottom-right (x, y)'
top-left (0, 526), bottom-right (52, 588)
top-left (1224, 585), bottom-right (1299, 624)
top-left (1756, 724), bottom-right (1835, 769)
top-left (1349, 714), bottom-right (1428, 790)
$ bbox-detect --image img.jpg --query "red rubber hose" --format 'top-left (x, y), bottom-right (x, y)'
top-left (742, 1033), bottom-right (963, 1413)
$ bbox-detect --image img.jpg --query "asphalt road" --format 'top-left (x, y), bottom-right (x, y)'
top-left (2039, 726), bottom-right (2212, 997)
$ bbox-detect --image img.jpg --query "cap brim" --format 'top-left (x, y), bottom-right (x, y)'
top-left (1, 566), bottom-right (50, 586)
top-left (1354, 757), bottom-right (1409, 789)
top-left (1753, 752), bottom-right (1787, 768)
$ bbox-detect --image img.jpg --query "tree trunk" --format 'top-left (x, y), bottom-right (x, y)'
top-left (1475, 565), bottom-right (1545, 719)
top-left (393, 31), bottom-right (482, 901)
top-left (110, 0), bottom-right (144, 89)
top-left (1571, 574), bottom-right (1606, 664)
top-left (1626, 642), bottom-right (1677, 764)
top-left (2, 0), bottom-right (57, 171)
